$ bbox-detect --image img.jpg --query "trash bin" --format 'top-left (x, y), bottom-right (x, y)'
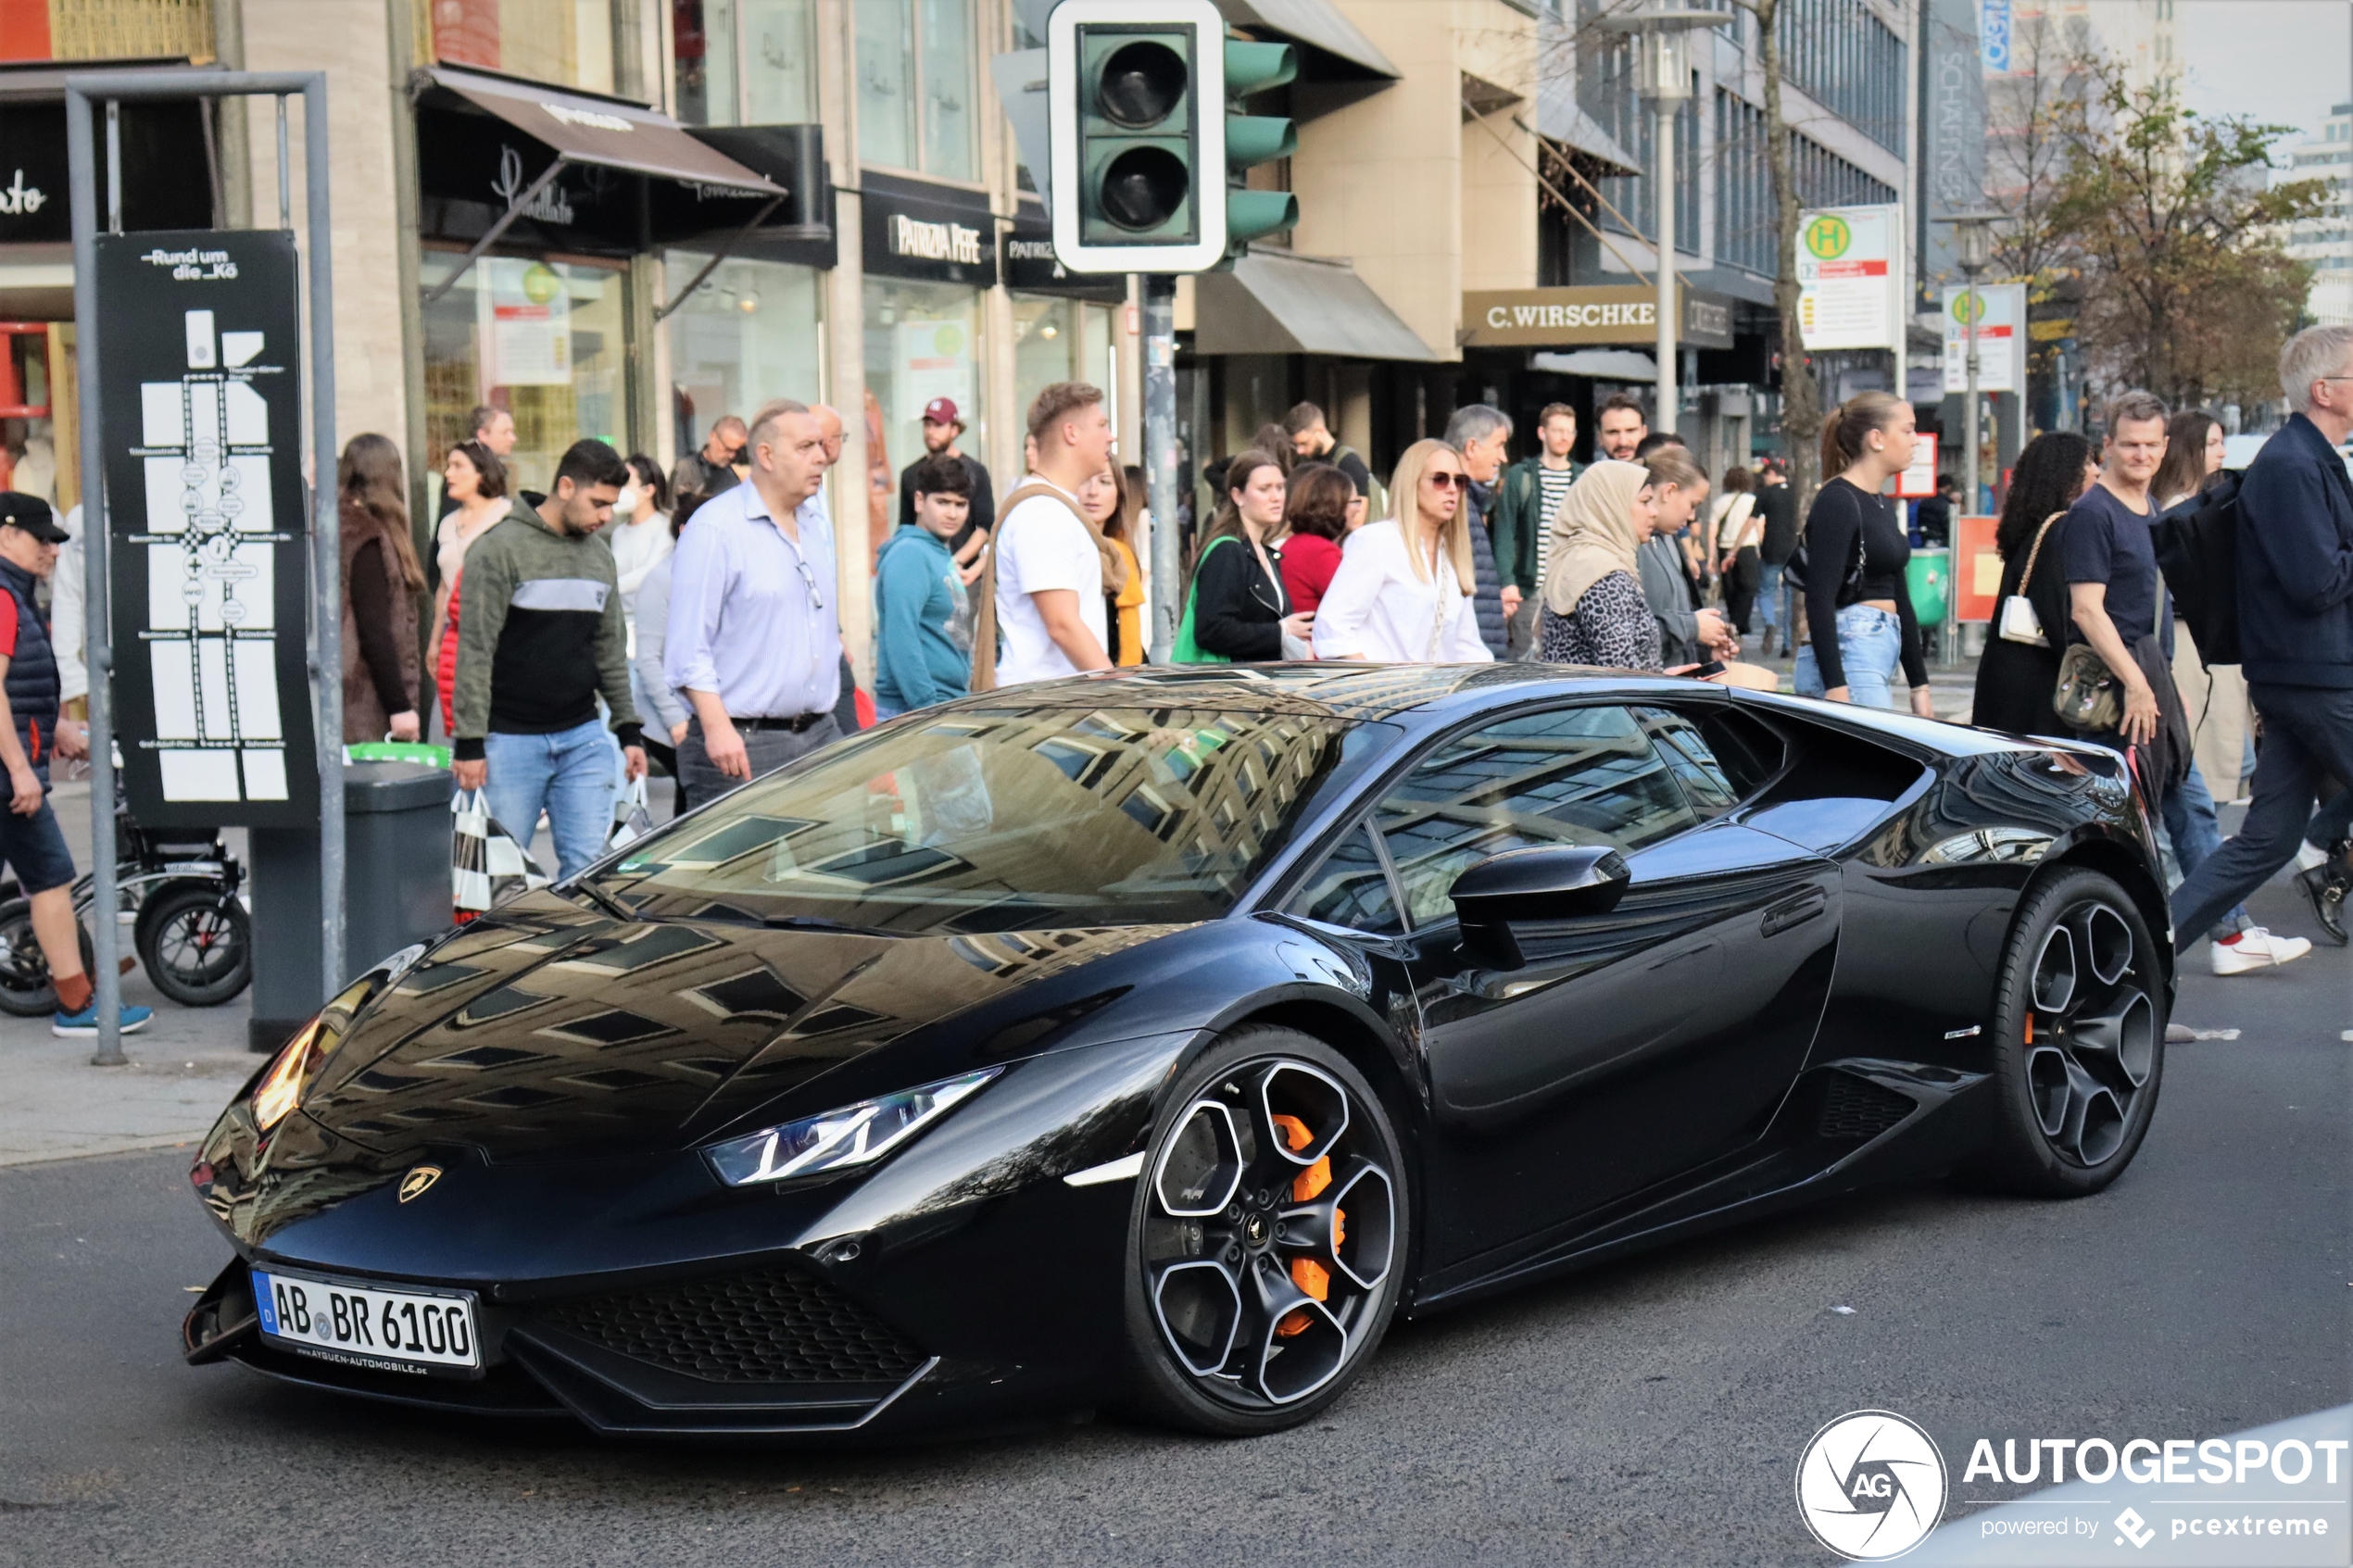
top-left (344, 760), bottom-right (456, 979)
top-left (1906, 547), bottom-right (1950, 630)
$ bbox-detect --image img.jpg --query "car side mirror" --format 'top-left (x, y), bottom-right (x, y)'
top-left (1448, 845), bottom-right (1631, 969)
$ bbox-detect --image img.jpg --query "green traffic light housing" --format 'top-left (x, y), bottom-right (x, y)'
top-left (1045, 1), bottom-right (1304, 273)
top-left (1222, 38), bottom-right (1297, 247)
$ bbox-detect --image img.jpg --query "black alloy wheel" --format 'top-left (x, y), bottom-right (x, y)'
top-left (1973, 868), bottom-right (2166, 1196)
top-left (1123, 1026), bottom-right (1409, 1435)
top-left (137, 884), bottom-right (253, 1007)
top-left (0, 897), bottom-right (94, 1018)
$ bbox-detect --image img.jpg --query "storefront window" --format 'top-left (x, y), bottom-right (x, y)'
top-left (1012, 296), bottom-right (1118, 443)
top-left (673, 0), bottom-right (817, 126)
top-left (856, 0), bottom-right (976, 180)
top-left (431, 0), bottom-right (619, 95)
top-left (863, 277), bottom-right (982, 495)
top-left (663, 253), bottom-right (825, 458)
top-left (421, 252), bottom-right (631, 495)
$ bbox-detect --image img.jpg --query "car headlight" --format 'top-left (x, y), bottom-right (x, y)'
top-left (251, 1017), bottom-right (328, 1132)
top-left (247, 965), bottom-right (396, 1134)
top-left (704, 1068), bottom-right (1000, 1187)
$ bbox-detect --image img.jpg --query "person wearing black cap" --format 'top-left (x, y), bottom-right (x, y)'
top-left (896, 395), bottom-right (995, 560)
top-left (0, 494), bottom-right (148, 1036)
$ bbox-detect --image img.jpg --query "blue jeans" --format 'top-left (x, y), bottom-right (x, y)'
top-left (2171, 684), bottom-right (2353, 951)
top-left (1757, 562), bottom-right (1787, 633)
top-left (1793, 603), bottom-right (1902, 709)
top-left (2160, 761), bottom-right (2248, 938)
top-left (484, 718), bottom-right (617, 882)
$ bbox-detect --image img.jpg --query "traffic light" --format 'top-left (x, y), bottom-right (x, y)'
top-left (1048, 0), bottom-right (1297, 274)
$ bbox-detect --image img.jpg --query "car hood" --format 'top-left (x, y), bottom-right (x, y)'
top-left (293, 893), bottom-right (1190, 1163)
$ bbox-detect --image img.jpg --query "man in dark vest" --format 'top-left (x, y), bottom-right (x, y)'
top-left (0, 495), bottom-right (148, 1035)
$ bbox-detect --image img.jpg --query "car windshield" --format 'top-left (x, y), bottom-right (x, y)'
top-left (590, 706), bottom-right (1400, 933)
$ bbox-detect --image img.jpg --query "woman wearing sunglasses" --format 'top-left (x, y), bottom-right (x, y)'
top-left (1311, 439), bottom-right (1494, 664)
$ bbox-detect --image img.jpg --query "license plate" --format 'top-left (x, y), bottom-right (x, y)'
top-left (252, 1269), bottom-right (481, 1376)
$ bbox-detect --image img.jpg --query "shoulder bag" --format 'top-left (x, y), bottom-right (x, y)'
top-left (1997, 510), bottom-right (2066, 647)
top-left (2053, 641), bottom-right (2125, 733)
top-left (1171, 535), bottom-right (1237, 665)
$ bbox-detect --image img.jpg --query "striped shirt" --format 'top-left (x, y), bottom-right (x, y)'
top-left (1533, 462), bottom-right (1576, 589)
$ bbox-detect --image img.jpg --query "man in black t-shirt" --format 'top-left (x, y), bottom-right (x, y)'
top-left (896, 396), bottom-right (995, 560)
top-left (1282, 401), bottom-right (1373, 501)
top-left (1754, 458), bottom-right (1799, 656)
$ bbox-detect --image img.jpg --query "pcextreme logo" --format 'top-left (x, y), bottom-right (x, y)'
top-left (1797, 1410), bottom-right (1950, 1561)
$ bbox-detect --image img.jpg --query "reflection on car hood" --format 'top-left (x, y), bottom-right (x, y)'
top-left (294, 893), bottom-right (1185, 1161)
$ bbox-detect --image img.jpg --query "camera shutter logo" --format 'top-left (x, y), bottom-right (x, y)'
top-left (1795, 1410), bottom-right (1948, 1561)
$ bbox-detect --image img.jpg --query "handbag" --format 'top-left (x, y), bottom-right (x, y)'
top-left (2053, 642), bottom-right (2125, 733)
top-left (1998, 510), bottom-right (2066, 647)
top-left (451, 788), bottom-right (550, 920)
top-left (607, 775), bottom-right (655, 852)
top-left (1171, 535), bottom-right (1237, 665)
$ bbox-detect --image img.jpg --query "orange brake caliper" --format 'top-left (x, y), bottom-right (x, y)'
top-left (1271, 1113), bottom-right (1331, 1336)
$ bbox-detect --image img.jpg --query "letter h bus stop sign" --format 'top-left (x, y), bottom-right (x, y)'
top-left (66, 71), bottom-right (343, 1065)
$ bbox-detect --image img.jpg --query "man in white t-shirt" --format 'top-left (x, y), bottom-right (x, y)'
top-left (992, 383), bottom-right (1116, 685)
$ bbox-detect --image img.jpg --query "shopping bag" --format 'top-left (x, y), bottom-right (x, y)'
top-left (346, 740), bottom-right (453, 768)
top-left (607, 775), bottom-right (655, 852)
top-left (451, 788), bottom-right (550, 920)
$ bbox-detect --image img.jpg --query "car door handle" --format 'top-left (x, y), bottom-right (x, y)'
top-left (1760, 886), bottom-right (1827, 937)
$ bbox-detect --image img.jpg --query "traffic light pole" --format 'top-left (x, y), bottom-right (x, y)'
top-left (1142, 273), bottom-right (1182, 663)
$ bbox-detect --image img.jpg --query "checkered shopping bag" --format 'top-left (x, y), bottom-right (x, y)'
top-left (607, 775), bottom-right (655, 853)
top-left (451, 788), bottom-right (549, 921)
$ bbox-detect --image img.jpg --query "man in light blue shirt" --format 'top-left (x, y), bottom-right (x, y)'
top-left (663, 397), bottom-right (842, 800)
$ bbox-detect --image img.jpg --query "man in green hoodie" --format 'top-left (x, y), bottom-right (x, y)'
top-left (1492, 402), bottom-right (1582, 657)
top-left (451, 438), bottom-right (646, 879)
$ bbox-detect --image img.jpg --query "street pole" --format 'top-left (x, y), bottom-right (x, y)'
top-left (1963, 280), bottom-right (1982, 519)
top-left (1142, 273), bottom-right (1180, 663)
top-left (1655, 99), bottom-right (1678, 434)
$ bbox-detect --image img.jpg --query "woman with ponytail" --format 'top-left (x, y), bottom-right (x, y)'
top-left (1794, 392), bottom-right (1935, 715)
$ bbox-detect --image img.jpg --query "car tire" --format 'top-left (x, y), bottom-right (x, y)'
top-left (1969, 867), bottom-right (2166, 1197)
top-left (1121, 1025), bottom-right (1409, 1436)
top-left (0, 897), bottom-right (94, 1018)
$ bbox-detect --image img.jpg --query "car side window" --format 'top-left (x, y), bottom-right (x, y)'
top-left (1634, 705), bottom-right (1788, 818)
top-left (1285, 823), bottom-right (1404, 935)
top-left (1375, 706), bottom-right (1697, 928)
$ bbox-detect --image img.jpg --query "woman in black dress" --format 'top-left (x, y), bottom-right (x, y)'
top-left (1970, 432), bottom-right (2097, 735)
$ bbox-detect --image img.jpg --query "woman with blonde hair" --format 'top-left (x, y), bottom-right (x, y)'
top-left (1311, 438), bottom-right (1492, 663)
top-left (1078, 462), bottom-right (1148, 664)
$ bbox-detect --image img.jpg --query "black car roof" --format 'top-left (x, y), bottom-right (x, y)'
top-left (942, 662), bottom-right (1704, 724)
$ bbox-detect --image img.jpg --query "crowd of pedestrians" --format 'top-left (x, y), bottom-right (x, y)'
top-left (290, 328), bottom-right (2344, 983)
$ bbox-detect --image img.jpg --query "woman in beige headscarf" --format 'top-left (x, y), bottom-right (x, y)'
top-left (1535, 458), bottom-right (1778, 687)
top-left (1535, 459), bottom-right (1663, 668)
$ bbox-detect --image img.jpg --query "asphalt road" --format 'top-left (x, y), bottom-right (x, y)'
top-left (3, 877), bottom-right (2345, 1568)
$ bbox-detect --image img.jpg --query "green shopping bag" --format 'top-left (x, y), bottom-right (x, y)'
top-left (344, 741), bottom-right (452, 769)
top-left (1169, 535), bottom-right (1234, 665)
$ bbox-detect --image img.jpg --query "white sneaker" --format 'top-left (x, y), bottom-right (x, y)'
top-left (2211, 926), bottom-right (2313, 975)
top-left (2296, 840), bottom-right (2329, 872)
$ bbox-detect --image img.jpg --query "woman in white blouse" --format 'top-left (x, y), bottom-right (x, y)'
top-left (1311, 438), bottom-right (1493, 664)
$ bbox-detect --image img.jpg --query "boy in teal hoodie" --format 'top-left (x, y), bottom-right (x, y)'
top-left (874, 454), bottom-right (975, 718)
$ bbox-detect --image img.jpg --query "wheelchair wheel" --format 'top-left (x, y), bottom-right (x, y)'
top-left (0, 897), bottom-right (94, 1018)
top-left (136, 884), bottom-right (252, 1008)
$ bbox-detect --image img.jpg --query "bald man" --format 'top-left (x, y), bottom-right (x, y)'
top-left (672, 415), bottom-right (747, 504)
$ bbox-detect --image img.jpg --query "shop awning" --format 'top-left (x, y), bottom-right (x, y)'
top-left (1216, 0), bottom-right (1400, 80)
top-left (1531, 348), bottom-right (1658, 380)
top-left (1534, 77), bottom-right (1640, 178)
top-left (420, 65), bottom-right (781, 194)
top-left (1195, 248), bottom-right (1439, 362)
